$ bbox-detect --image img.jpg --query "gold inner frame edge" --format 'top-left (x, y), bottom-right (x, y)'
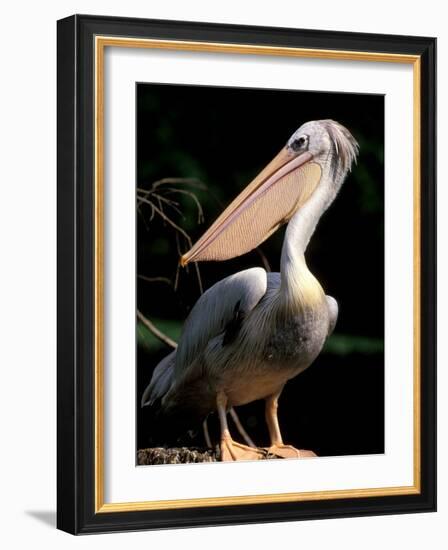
top-left (94, 35), bottom-right (421, 513)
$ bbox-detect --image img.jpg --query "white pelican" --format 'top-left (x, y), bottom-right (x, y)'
top-left (142, 120), bottom-right (358, 461)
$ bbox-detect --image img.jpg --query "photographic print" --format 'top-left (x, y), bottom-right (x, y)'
top-left (136, 84), bottom-right (385, 465)
top-left (57, 15), bottom-right (435, 533)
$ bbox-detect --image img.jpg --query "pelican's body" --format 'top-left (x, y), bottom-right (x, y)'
top-left (142, 120), bottom-right (358, 460)
top-left (159, 270), bottom-right (334, 419)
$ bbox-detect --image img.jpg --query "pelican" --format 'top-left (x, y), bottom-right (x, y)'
top-left (142, 120), bottom-right (358, 461)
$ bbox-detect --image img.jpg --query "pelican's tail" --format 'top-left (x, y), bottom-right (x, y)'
top-left (141, 350), bottom-right (176, 408)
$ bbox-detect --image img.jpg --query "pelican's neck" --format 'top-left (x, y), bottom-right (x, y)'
top-left (280, 175), bottom-right (335, 310)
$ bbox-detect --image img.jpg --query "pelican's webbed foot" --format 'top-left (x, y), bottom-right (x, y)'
top-left (220, 431), bottom-right (266, 461)
top-left (266, 444), bottom-right (317, 459)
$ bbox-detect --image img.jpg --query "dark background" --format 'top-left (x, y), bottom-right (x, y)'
top-left (136, 83), bottom-right (384, 458)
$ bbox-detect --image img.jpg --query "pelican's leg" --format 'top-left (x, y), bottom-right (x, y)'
top-left (217, 392), bottom-right (265, 461)
top-left (229, 407), bottom-right (256, 447)
top-left (265, 390), bottom-right (317, 459)
top-left (202, 417), bottom-right (212, 449)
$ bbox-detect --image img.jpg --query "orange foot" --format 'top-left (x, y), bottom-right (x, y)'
top-left (220, 434), bottom-right (266, 461)
top-left (266, 444), bottom-right (317, 459)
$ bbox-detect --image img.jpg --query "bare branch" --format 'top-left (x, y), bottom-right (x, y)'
top-left (152, 177), bottom-right (207, 190)
top-left (255, 247), bottom-right (272, 272)
top-left (137, 177), bottom-right (206, 296)
top-left (174, 233), bottom-right (181, 292)
top-left (137, 309), bottom-right (177, 349)
top-left (156, 194), bottom-right (163, 217)
top-left (163, 188), bottom-right (204, 223)
top-left (138, 275), bottom-right (172, 286)
top-left (230, 408), bottom-right (256, 447)
top-left (137, 179), bottom-right (206, 208)
top-left (137, 204), bottom-right (151, 232)
top-left (193, 262), bottom-right (204, 295)
top-left (137, 189), bottom-right (183, 217)
top-left (138, 196), bottom-right (193, 245)
top-left (173, 262), bottom-right (181, 292)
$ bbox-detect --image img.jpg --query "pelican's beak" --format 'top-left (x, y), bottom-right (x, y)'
top-left (181, 147), bottom-right (321, 265)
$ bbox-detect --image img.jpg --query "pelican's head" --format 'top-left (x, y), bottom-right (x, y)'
top-left (287, 119), bottom-right (358, 184)
top-left (181, 120), bottom-right (358, 265)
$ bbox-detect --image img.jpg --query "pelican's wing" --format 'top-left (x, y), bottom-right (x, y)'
top-left (141, 349), bottom-right (176, 407)
top-left (175, 267), bottom-right (267, 376)
top-left (326, 295), bottom-right (339, 336)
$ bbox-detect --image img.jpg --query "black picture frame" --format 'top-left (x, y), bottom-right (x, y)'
top-left (57, 14), bottom-right (436, 535)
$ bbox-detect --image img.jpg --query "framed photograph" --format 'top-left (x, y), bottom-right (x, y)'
top-left (57, 14), bottom-right (436, 534)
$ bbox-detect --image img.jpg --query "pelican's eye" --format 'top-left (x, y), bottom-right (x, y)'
top-left (290, 135), bottom-right (308, 152)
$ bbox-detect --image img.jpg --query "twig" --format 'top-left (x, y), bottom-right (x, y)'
top-left (193, 262), bottom-right (204, 295)
top-left (138, 275), bottom-right (172, 286)
top-left (230, 408), bottom-right (256, 447)
top-left (137, 204), bottom-right (151, 232)
top-left (156, 195), bottom-right (163, 218)
top-left (150, 192), bottom-right (183, 217)
top-left (255, 247), bottom-right (272, 272)
top-left (138, 188), bottom-right (181, 211)
top-left (152, 177), bottom-right (207, 190)
top-left (163, 188), bottom-right (205, 223)
top-left (202, 419), bottom-right (213, 449)
top-left (174, 232), bottom-right (181, 291)
top-left (137, 178), bottom-right (206, 207)
top-left (137, 177), bottom-right (205, 296)
top-left (137, 196), bottom-right (193, 244)
top-left (137, 309), bottom-right (177, 349)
